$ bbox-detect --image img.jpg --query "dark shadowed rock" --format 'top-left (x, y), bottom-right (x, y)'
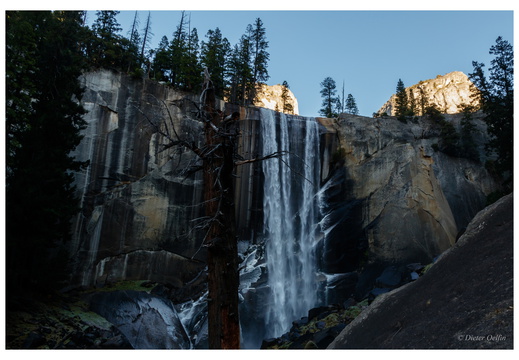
top-left (89, 290), bottom-right (191, 349)
top-left (375, 266), bottom-right (402, 288)
top-left (318, 112), bottom-right (498, 268)
top-left (328, 193), bottom-right (513, 349)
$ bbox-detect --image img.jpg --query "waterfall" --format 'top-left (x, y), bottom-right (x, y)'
top-left (259, 108), bottom-right (321, 338)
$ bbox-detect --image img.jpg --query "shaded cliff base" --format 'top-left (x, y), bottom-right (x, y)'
top-left (6, 193), bottom-right (513, 349)
top-left (328, 193), bottom-right (513, 349)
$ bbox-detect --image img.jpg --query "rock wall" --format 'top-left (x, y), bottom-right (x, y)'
top-left (69, 69), bottom-right (498, 303)
top-left (70, 70), bottom-right (211, 288)
top-left (318, 112), bottom-right (498, 276)
top-left (68, 70), bottom-right (308, 291)
top-left (377, 71), bottom-right (479, 116)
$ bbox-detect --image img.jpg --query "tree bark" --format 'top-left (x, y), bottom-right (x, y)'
top-left (201, 77), bottom-right (240, 349)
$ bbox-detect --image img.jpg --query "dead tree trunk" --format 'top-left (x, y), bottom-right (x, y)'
top-left (141, 70), bottom-right (285, 348)
top-left (200, 76), bottom-right (241, 349)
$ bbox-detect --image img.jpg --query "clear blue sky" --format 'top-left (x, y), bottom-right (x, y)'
top-left (84, 7), bottom-right (514, 117)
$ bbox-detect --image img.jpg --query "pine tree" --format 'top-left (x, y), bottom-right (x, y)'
top-left (151, 36), bottom-right (171, 81)
top-left (469, 36), bottom-right (513, 186)
top-left (250, 18), bottom-right (270, 103)
top-left (179, 27), bottom-right (202, 92)
top-left (408, 89), bottom-right (417, 116)
top-left (228, 33), bottom-right (253, 106)
top-left (418, 85), bottom-right (429, 115)
top-left (459, 104), bottom-right (480, 162)
top-left (240, 25), bottom-right (255, 105)
top-left (345, 93), bottom-right (359, 115)
top-left (395, 78), bottom-right (409, 119)
top-left (319, 77), bottom-right (338, 118)
top-left (90, 10), bottom-right (124, 69)
top-left (169, 11), bottom-right (189, 87)
top-left (281, 80), bottom-right (294, 114)
top-left (226, 44), bottom-right (241, 104)
top-left (6, 11), bottom-right (88, 294)
top-left (226, 19), bottom-right (269, 106)
top-left (200, 27), bottom-right (231, 98)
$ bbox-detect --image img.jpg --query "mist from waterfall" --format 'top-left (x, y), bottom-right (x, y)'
top-left (260, 108), bottom-right (322, 338)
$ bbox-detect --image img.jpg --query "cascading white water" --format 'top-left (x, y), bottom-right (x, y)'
top-left (260, 108), bottom-right (321, 338)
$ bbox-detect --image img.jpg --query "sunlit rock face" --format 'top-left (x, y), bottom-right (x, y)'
top-left (378, 71), bottom-right (479, 116)
top-left (254, 83), bottom-right (299, 115)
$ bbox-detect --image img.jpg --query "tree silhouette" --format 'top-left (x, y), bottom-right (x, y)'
top-left (345, 93), bottom-right (359, 115)
top-left (469, 36), bottom-right (513, 187)
top-left (6, 11), bottom-right (89, 294)
top-left (395, 78), bottom-right (409, 119)
top-left (319, 77), bottom-right (338, 118)
top-left (281, 80), bottom-right (294, 114)
top-left (200, 27), bottom-right (231, 98)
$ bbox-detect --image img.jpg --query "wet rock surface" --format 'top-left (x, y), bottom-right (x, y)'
top-left (89, 290), bottom-right (191, 349)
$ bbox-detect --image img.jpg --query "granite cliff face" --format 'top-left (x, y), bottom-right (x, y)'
top-left (67, 70), bottom-right (499, 347)
top-left (70, 70), bottom-right (207, 288)
top-left (70, 69), bottom-right (497, 288)
top-left (69, 70), bottom-right (304, 291)
top-left (317, 111), bottom-right (497, 279)
top-left (377, 71), bottom-right (479, 116)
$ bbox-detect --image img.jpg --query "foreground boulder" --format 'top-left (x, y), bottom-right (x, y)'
top-left (328, 193), bottom-right (513, 349)
top-left (89, 290), bottom-right (191, 349)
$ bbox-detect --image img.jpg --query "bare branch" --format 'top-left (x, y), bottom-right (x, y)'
top-left (234, 150), bottom-right (288, 166)
top-left (132, 101), bottom-right (205, 159)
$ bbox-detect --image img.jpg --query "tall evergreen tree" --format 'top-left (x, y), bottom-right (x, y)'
top-left (240, 25), bottom-right (255, 105)
top-left (459, 104), bottom-right (480, 162)
top-left (151, 35), bottom-right (171, 81)
top-left (469, 36), bottom-right (513, 186)
top-left (178, 27), bottom-right (202, 92)
top-left (6, 11), bottom-right (89, 294)
top-left (281, 80), bottom-right (294, 114)
top-left (418, 85), bottom-right (429, 115)
top-left (169, 11), bottom-right (189, 87)
top-left (395, 78), bottom-right (409, 119)
top-left (319, 77), bottom-right (338, 118)
top-left (90, 10), bottom-right (124, 69)
top-left (249, 18), bottom-right (270, 104)
top-left (227, 44), bottom-right (242, 104)
top-left (345, 93), bottom-right (359, 115)
top-left (408, 89), bottom-right (417, 116)
top-left (228, 33), bottom-right (253, 106)
top-left (200, 28), bottom-right (231, 98)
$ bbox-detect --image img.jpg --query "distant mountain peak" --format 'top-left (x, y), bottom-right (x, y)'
top-left (377, 71), bottom-right (479, 116)
top-left (254, 83), bottom-right (299, 115)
